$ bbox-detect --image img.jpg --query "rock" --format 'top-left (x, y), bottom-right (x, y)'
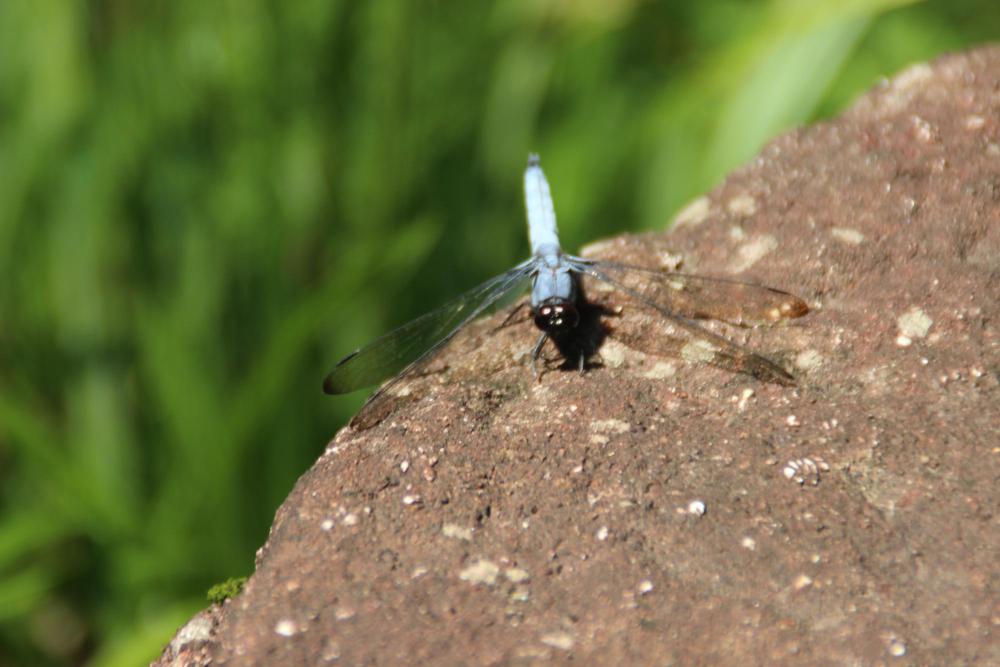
top-left (155, 608), bottom-right (221, 667)
top-left (154, 46), bottom-right (1000, 666)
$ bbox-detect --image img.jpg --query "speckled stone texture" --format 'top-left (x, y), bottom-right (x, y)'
top-left (156, 46), bottom-right (999, 667)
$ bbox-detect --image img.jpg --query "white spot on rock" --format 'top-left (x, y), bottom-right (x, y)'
top-left (342, 513), bottom-right (359, 526)
top-left (274, 619), bottom-right (297, 637)
top-left (642, 361), bottom-right (676, 379)
top-left (169, 615), bottom-right (214, 655)
top-left (795, 349), bottom-right (823, 371)
top-left (741, 536), bottom-right (757, 551)
top-left (792, 574), bottom-right (813, 591)
top-left (598, 340), bottom-right (628, 368)
top-left (638, 580), bottom-right (654, 595)
top-left (727, 194), bottom-right (757, 217)
top-left (459, 559), bottom-right (500, 586)
top-left (681, 339), bottom-right (718, 364)
top-left (590, 419), bottom-right (631, 435)
top-left (540, 631), bottom-right (575, 651)
top-left (830, 227), bottom-right (865, 245)
top-left (321, 638), bottom-right (340, 662)
top-left (911, 115), bottom-right (934, 143)
top-left (783, 457), bottom-right (830, 486)
top-left (893, 63), bottom-right (933, 91)
top-left (731, 235), bottom-right (778, 273)
top-left (442, 523), bottom-right (473, 541)
top-left (596, 526), bottom-right (610, 541)
top-left (687, 500), bottom-right (706, 516)
top-left (505, 567), bottom-right (530, 583)
top-left (655, 251), bottom-right (684, 270)
top-left (872, 63), bottom-right (933, 116)
top-left (510, 588), bottom-right (531, 603)
top-left (673, 196), bottom-right (711, 227)
top-left (897, 307), bottom-right (932, 339)
top-left (320, 519), bottom-right (334, 531)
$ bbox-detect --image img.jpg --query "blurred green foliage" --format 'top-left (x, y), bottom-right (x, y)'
top-left (0, 0), bottom-right (996, 664)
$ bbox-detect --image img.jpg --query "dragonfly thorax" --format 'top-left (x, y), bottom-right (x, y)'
top-left (533, 297), bottom-right (580, 334)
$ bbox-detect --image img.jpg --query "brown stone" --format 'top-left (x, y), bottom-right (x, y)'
top-left (155, 46), bottom-right (1000, 666)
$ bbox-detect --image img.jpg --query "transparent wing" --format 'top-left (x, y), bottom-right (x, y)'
top-left (577, 258), bottom-right (809, 326)
top-left (569, 258), bottom-right (807, 385)
top-left (324, 259), bottom-right (535, 396)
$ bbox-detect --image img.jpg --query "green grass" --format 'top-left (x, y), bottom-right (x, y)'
top-left (0, 0), bottom-right (994, 664)
top-left (206, 577), bottom-right (247, 605)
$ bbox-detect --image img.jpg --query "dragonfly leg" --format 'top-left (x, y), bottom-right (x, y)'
top-left (530, 332), bottom-right (548, 382)
top-left (578, 351), bottom-right (585, 374)
top-left (493, 300), bottom-right (530, 332)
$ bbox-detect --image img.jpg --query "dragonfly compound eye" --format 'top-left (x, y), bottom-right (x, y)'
top-left (534, 299), bottom-right (580, 334)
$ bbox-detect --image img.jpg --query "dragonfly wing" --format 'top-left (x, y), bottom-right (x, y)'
top-left (569, 260), bottom-right (799, 385)
top-left (324, 260), bottom-right (535, 396)
top-left (574, 258), bottom-right (808, 326)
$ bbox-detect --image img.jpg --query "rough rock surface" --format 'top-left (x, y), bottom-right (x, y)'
top-left (156, 47), bottom-right (1000, 666)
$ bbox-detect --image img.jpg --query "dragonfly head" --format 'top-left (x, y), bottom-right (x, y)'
top-left (533, 297), bottom-right (580, 334)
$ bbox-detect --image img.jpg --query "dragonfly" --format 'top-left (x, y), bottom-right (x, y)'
top-left (324, 154), bottom-right (808, 427)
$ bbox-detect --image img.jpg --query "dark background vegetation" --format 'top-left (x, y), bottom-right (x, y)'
top-left (0, 1), bottom-right (996, 664)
